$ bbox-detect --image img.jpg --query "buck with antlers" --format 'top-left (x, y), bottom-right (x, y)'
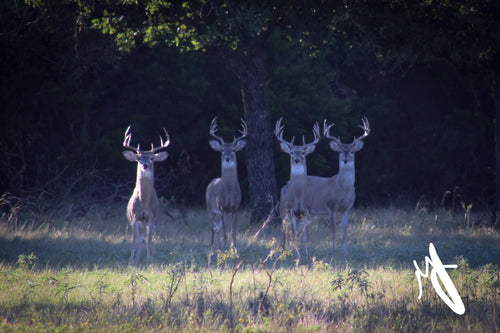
top-left (122, 126), bottom-right (170, 266)
top-left (275, 118), bottom-right (320, 258)
top-left (206, 117), bottom-right (247, 250)
top-left (306, 117), bottom-right (370, 258)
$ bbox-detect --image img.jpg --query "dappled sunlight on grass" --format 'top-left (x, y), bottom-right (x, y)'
top-left (0, 202), bottom-right (498, 331)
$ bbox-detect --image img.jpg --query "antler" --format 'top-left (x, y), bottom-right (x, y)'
top-left (210, 117), bottom-right (248, 144)
top-left (233, 118), bottom-right (248, 143)
top-left (209, 117), bottom-right (225, 143)
top-left (123, 126), bottom-right (140, 152)
top-left (275, 117), bottom-right (295, 147)
top-left (276, 118), bottom-right (320, 148)
top-left (323, 120), bottom-right (341, 144)
top-left (303, 122), bottom-right (321, 147)
top-left (123, 126), bottom-right (170, 153)
top-left (354, 116), bottom-right (370, 142)
top-left (324, 117), bottom-right (370, 144)
top-left (151, 128), bottom-right (171, 153)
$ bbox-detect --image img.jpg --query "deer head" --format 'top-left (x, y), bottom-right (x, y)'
top-left (275, 118), bottom-right (320, 175)
top-left (208, 117), bottom-right (247, 169)
top-left (122, 125), bottom-right (170, 176)
top-left (323, 117), bottom-right (370, 168)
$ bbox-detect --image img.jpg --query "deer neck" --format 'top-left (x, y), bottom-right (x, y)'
top-left (291, 162), bottom-right (307, 177)
top-left (337, 161), bottom-right (355, 188)
top-left (135, 167), bottom-right (156, 203)
top-left (290, 163), bottom-right (307, 186)
top-left (287, 162), bottom-right (308, 212)
top-left (221, 162), bottom-right (238, 188)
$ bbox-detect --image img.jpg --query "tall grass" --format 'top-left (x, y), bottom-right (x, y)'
top-left (0, 198), bottom-right (498, 332)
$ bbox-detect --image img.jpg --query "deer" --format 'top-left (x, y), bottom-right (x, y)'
top-left (122, 125), bottom-right (170, 266)
top-left (275, 118), bottom-right (320, 259)
top-left (306, 117), bottom-right (370, 258)
top-left (206, 117), bottom-right (247, 251)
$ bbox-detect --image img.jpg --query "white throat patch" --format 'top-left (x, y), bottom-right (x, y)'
top-left (140, 168), bottom-right (154, 178)
top-left (291, 164), bottom-right (306, 175)
top-left (341, 161), bottom-right (355, 169)
top-left (222, 160), bottom-right (236, 168)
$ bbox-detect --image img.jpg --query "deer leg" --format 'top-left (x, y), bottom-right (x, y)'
top-left (146, 222), bottom-right (153, 264)
top-left (290, 210), bottom-right (298, 238)
top-left (230, 211), bottom-right (238, 251)
top-left (208, 212), bottom-right (215, 247)
top-left (211, 225), bottom-right (215, 248)
top-left (341, 211), bottom-right (349, 259)
top-left (221, 213), bottom-right (228, 248)
top-left (130, 221), bottom-right (137, 266)
top-left (136, 223), bottom-right (145, 266)
top-left (212, 212), bottom-right (223, 250)
top-left (132, 221), bottom-right (144, 266)
top-left (330, 210), bottom-right (337, 253)
top-left (281, 217), bottom-right (288, 250)
top-left (281, 213), bottom-right (291, 249)
top-left (300, 215), bottom-right (309, 260)
top-left (292, 213), bottom-right (303, 257)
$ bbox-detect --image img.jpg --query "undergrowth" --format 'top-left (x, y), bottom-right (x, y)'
top-left (0, 199), bottom-right (498, 332)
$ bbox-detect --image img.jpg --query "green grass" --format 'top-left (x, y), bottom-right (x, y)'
top-left (0, 199), bottom-right (498, 332)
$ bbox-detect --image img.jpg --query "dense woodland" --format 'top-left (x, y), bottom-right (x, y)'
top-left (0, 0), bottom-right (498, 224)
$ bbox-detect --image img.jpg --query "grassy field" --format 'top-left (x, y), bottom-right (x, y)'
top-left (0, 197), bottom-right (499, 332)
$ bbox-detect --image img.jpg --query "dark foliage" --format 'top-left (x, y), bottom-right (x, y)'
top-left (0, 0), bottom-right (497, 219)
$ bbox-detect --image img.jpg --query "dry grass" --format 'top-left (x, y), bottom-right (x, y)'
top-left (0, 198), bottom-right (498, 332)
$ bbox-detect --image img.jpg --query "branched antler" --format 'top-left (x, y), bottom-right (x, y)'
top-left (123, 126), bottom-right (170, 153)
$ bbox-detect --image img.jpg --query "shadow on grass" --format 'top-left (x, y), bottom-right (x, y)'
top-left (344, 231), bottom-right (500, 270)
top-left (0, 210), bottom-right (499, 270)
top-left (0, 235), bottom-right (131, 269)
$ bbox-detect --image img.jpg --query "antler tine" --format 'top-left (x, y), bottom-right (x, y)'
top-left (312, 122), bottom-right (321, 144)
top-left (323, 119), bottom-right (340, 143)
top-left (161, 128), bottom-right (171, 147)
top-left (151, 128), bottom-right (171, 153)
top-left (355, 116), bottom-right (370, 141)
top-left (274, 117), bottom-right (285, 140)
top-left (209, 117), bottom-right (225, 143)
top-left (234, 118), bottom-right (248, 143)
top-left (275, 117), bottom-right (295, 147)
top-left (301, 122), bottom-right (321, 146)
top-left (123, 125), bottom-right (139, 152)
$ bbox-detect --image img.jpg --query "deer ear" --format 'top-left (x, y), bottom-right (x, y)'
top-left (122, 150), bottom-right (137, 161)
top-left (304, 144), bottom-right (316, 155)
top-left (353, 140), bottom-right (364, 151)
top-left (209, 140), bottom-right (222, 151)
top-left (154, 152), bottom-right (168, 162)
top-left (235, 139), bottom-right (246, 151)
top-left (329, 141), bottom-right (341, 152)
top-left (280, 142), bottom-right (291, 154)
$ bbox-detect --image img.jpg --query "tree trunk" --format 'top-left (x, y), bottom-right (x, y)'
top-left (226, 50), bottom-right (278, 222)
top-left (493, 67), bottom-right (500, 229)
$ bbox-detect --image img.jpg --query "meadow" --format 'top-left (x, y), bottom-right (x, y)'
top-left (0, 196), bottom-right (498, 332)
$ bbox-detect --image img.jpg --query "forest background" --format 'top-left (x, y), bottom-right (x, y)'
top-left (0, 0), bottom-right (498, 225)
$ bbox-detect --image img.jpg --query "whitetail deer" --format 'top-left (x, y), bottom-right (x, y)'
top-left (275, 118), bottom-right (320, 258)
top-left (306, 117), bottom-right (370, 258)
top-left (122, 126), bottom-right (170, 266)
top-left (206, 117), bottom-right (247, 250)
